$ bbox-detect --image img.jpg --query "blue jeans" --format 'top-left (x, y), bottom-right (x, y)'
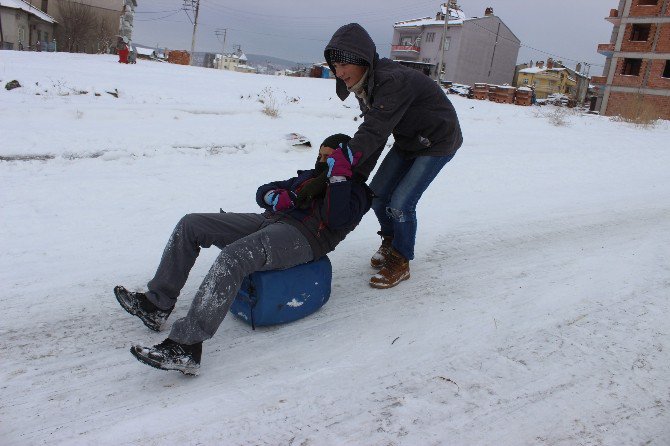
top-left (369, 150), bottom-right (454, 260)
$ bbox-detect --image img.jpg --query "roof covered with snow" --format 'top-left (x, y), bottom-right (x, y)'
top-left (520, 67), bottom-right (568, 74)
top-left (135, 47), bottom-right (155, 56)
top-left (395, 7), bottom-right (467, 28)
top-left (0, 0), bottom-right (56, 23)
top-left (519, 67), bottom-right (545, 74)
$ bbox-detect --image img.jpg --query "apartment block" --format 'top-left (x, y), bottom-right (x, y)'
top-left (390, 6), bottom-right (520, 86)
top-left (593, 0), bottom-right (670, 120)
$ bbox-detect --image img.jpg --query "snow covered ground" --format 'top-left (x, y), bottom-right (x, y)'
top-left (1, 52), bottom-right (669, 445)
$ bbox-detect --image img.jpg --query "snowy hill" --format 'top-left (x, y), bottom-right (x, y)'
top-left (1, 52), bottom-right (669, 445)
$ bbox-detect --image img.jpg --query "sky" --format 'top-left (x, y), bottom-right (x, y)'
top-left (133, 0), bottom-right (616, 73)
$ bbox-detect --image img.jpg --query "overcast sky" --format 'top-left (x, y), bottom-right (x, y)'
top-left (133, 0), bottom-right (615, 73)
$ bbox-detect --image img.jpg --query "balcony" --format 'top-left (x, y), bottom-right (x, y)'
top-left (391, 45), bottom-right (421, 61)
top-left (597, 43), bottom-right (615, 56)
top-left (391, 45), bottom-right (421, 53)
top-left (590, 76), bottom-right (607, 85)
top-left (605, 8), bottom-right (621, 25)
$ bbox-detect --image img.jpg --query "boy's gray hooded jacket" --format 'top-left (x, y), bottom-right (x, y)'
top-left (325, 23), bottom-right (463, 179)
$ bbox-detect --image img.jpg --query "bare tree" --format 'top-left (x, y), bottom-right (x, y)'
top-left (93, 15), bottom-right (117, 53)
top-left (54, 0), bottom-right (97, 53)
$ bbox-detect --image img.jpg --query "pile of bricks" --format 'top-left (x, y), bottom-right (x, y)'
top-left (469, 83), bottom-right (536, 107)
top-left (487, 85), bottom-right (498, 101)
top-left (493, 86), bottom-right (516, 104)
top-left (473, 83), bottom-right (489, 100)
top-left (167, 50), bottom-right (190, 66)
top-left (515, 88), bottom-right (533, 106)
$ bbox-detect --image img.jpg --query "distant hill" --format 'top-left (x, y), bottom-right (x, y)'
top-left (245, 54), bottom-right (312, 70)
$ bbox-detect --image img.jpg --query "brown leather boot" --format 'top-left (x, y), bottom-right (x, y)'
top-left (369, 248), bottom-right (410, 289)
top-left (370, 232), bottom-right (393, 268)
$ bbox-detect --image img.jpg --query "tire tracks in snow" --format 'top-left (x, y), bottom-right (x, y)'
top-left (3, 205), bottom-right (669, 444)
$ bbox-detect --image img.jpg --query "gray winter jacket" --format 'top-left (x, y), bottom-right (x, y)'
top-left (325, 23), bottom-right (463, 179)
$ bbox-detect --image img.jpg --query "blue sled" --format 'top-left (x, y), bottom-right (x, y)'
top-left (231, 256), bottom-right (332, 329)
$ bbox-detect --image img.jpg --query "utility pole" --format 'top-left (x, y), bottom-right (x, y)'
top-left (215, 28), bottom-right (227, 55)
top-left (435, 2), bottom-right (449, 84)
top-left (183, 0), bottom-right (200, 63)
top-left (0, 9), bottom-right (4, 49)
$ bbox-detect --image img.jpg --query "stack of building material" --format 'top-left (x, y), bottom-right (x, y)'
top-left (515, 87), bottom-right (532, 106)
top-left (487, 85), bottom-right (498, 101)
top-left (167, 50), bottom-right (190, 66)
top-left (473, 83), bottom-right (489, 100)
top-left (495, 85), bottom-right (516, 104)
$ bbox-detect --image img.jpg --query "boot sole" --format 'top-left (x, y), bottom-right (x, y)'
top-left (130, 346), bottom-right (200, 376)
top-left (114, 286), bottom-right (163, 332)
top-left (369, 272), bottom-right (410, 289)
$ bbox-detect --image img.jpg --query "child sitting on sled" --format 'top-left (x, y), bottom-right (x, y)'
top-left (114, 134), bottom-right (371, 375)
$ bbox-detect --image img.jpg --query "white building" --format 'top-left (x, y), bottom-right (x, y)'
top-left (215, 52), bottom-right (249, 72)
top-left (391, 5), bottom-right (520, 86)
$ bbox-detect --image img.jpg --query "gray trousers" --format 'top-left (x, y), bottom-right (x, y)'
top-left (146, 213), bottom-right (313, 345)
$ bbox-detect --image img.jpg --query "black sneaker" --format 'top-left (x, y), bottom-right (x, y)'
top-left (130, 338), bottom-right (202, 376)
top-left (114, 285), bottom-right (173, 332)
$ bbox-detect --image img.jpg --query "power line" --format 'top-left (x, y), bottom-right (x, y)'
top-left (468, 20), bottom-right (604, 68)
top-left (134, 9), bottom-right (182, 14)
top-left (133, 6), bottom-right (604, 69)
top-left (198, 0), bottom-right (438, 21)
top-left (135, 10), bottom-right (182, 22)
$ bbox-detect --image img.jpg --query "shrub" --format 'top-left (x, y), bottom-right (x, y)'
top-left (258, 87), bottom-right (280, 118)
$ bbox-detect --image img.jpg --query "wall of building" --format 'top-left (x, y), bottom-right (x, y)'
top-left (657, 23), bottom-right (670, 52)
top-left (606, 91), bottom-right (670, 120)
top-left (0, 7), bottom-right (26, 49)
top-left (419, 27), bottom-right (442, 67)
top-left (0, 7), bottom-right (53, 49)
top-left (454, 16), bottom-right (520, 86)
top-left (440, 25), bottom-right (463, 82)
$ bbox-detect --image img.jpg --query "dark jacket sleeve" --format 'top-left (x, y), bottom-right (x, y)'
top-left (319, 180), bottom-right (370, 230)
top-left (256, 178), bottom-right (295, 209)
top-left (348, 71), bottom-right (416, 167)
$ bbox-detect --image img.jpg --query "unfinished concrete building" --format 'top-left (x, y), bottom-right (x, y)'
top-left (592, 0), bottom-right (670, 120)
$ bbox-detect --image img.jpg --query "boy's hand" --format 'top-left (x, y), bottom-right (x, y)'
top-left (264, 189), bottom-right (294, 211)
top-left (326, 146), bottom-right (362, 178)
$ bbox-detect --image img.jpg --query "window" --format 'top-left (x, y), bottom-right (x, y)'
top-left (425, 32), bottom-right (435, 43)
top-left (422, 58), bottom-right (431, 63)
top-left (663, 61), bottom-right (670, 78)
top-left (41, 0), bottom-right (48, 12)
top-left (18, 27), bottom-right (25, 44)
top-left (630, 24), bottom-right (651, 41)
top-left (399, 36), bottom-right (413, 46)
top-left (637, 0), bottom-right (657, 5)
top-left (441, 36), bottom-right (451, 51)
top-left (622, 58), bottom-right (642, 76)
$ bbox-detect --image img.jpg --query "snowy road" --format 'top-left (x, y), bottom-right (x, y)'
top-left (3, 196), bottom-right (668, 445)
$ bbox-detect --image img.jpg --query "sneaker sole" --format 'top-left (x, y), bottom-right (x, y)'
top-left (369, 272), bottom-right (410, 289)
top-left (114, 287), bottom-right (163, 332)
top-left (130, 346), bottom-right (200, 376)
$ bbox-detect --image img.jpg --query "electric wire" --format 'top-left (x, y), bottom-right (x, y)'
top-left (133, 3), bottom-right (604, 69)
